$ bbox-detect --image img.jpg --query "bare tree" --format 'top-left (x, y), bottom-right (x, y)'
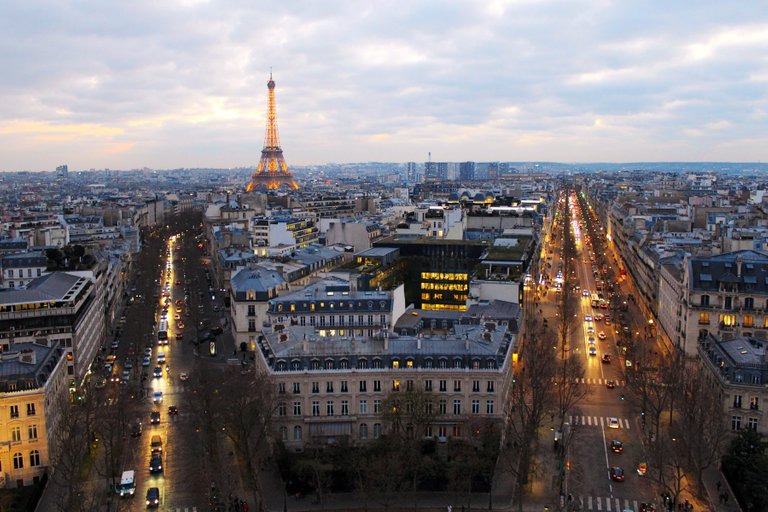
top-left (672, 361), bottom-right (729, 496)
top-left (48, 401), bottom-right (95, 512)
top-left (210, 367), bottom-right (279, 512)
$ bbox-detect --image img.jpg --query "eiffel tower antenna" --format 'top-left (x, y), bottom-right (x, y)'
top-left (246, 73), bottom-right (299, 192)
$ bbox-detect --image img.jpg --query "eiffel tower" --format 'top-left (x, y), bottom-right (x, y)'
top-left (246, 74), bottom-right (299, 192)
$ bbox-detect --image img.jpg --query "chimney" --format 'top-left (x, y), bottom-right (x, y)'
top-left (736, 256), bottom-right (743, 278)
top-left (303, 332), bottom-right (308, 353)
top-left (465, 332), bottom-right (470, 351)
top-left (383, 330), bottom-right (389, 351)
top-left (417, 335), bottom-right (421, 350)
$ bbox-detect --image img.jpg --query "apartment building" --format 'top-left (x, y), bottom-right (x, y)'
top-left (666, 250), bottom-right (768, 356)
top-left (699, 334), bottom-right (768, 434)
top-left (0, 272), bottom-right (105, 389)
top-left (255, 278), bottom-right (516, 450)
top-left (1, 252), bottom-right (47, 289)
top-left (0, 342), bottom-right (68, 488)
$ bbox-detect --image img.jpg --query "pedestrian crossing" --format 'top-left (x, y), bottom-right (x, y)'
top-left (572, 377), bottom-right (626, 386)
top-left (576, 495), bottom-right (647, 511)
top-left (569, 415), bottom-right (631, 429)
top-left (169, 508), bottom-right (197, 512)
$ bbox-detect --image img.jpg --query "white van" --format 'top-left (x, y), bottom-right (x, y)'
top-left (116, 469), bottom-right (136, 497)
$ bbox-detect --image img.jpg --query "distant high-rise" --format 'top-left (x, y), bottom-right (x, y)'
top-left (246, 74), bottom-right (299, 192)
top-left (459, 161), bottom-right (475, 181)
top-left (425, 161), bottom-right (448, 182)
top-left (56, 164), bottom-right (68, 178)
top-left (406, 162), bottom-right (419, 182)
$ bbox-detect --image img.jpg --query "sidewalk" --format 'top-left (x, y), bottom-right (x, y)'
top-left (701, 468), bottom-right (741, 512)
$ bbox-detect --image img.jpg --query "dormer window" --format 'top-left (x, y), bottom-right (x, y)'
top-left (247, 290), bottom-right (255, 301)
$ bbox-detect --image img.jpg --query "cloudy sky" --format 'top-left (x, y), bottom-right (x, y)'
top-left (2, 1), bottom-right (767, 171)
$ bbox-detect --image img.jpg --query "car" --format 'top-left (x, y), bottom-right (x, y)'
top-left (179, 372), bottom-right (189, 381)
top-left (177, 321), bottom-right (184, 329)
top-left (94, 377), bottom-right (106, 389)
top-left (131, 421), bottom-right (143, 437)
top-left (602, 354), bottom-right (612, 364)
top-left (604, 319), bottom-right (612, 326)
top-left (625, 359), bottom-right (633, 368)
top-left (150, 411), bottom-right (160, 424)
top-left (610, 440), bottom-right (623, 453)
top-left (176, 333), bottom-right (184, 340)
top-left (168, 405), bottom-right (178, 416)
top-left (157, 353), bottom-right (166, 364)
top-left (144, 347), bottom-right (152, 356)
top-left (122, 370), bottom-right (130, 382)
top-left (606, 379), bottom-right (616, 389)
top-left (110, 339), bottom-right (120, 349)
top-left (608, 417), bottom-right (620, 429)
top-left (598, 331), bottom-right (607, 340)
top-left (584, 315), bottom-right (593, 322)
top-left (142, 356), bottom-right (151, 367)
top-left (125, 360), bottom-right (133, 370)
top-left (594, 313), bottom-right (604, 321)
top-left (213, 305), bottom-right (220, 312)
top-left (149, 453), bottom-right (163, 473)
top-left (146, 487), bottom-right (160, 507)
top-left (589, 346), bottom-right (597, 357)
top-left (586, 325), bottom-right (595, 334)
top-left (174, 314), bottom-right (181, 321)
top-left (609, 466), bottom-right (625, 481)
top-left (153, 366), bottom-right (163, 378)
top-left (582, 289), bottom-right (590, 297)
top-left (153, 391), bottom-right (163, 403)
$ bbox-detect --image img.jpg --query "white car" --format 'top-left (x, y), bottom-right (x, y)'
top-left (582, 289), bottom-right (590, 297)
top-left (589, 346), bottom-right (597, 357)
top-left (157, 353), bottom-right (166, 364)
top-left (153, 391), bottom-right (163, 403)
top-left (584, 315), bottom-right (593, 322)
top-left (608, 417), bottom-right (620, 429)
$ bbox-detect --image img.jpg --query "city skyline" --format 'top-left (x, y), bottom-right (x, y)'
top-left (2, 1), bottom-right (767, 171)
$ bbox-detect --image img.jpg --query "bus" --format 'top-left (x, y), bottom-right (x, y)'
top-left (157, 320), bottom-right (168, 344)
top-left (591, 293), bottom-right (600, 308)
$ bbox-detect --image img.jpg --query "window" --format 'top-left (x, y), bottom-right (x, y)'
top-left (11, 427), bottom-right (21, 443)
top-left (294, 426), bottom-right (303, 441)
top-left (293, 401), bottom-right (302, 416)
top-left (374, 380), bottom-right (381, 392)
top-left (453, 399), bottom-right (461, 415)
top-left (247, 305), bottom-right (256, 316)
top-left (425, 400), bottom-right (433, 415)
top-left (453, 380), bottom-right (461, 392)
top-left (326, 381), bottom-right (334, 393)
top-left (471, 400), bottom-right (480, 414)
top-left (359, 380), bottom-right (367, 392)
top-left (472, 380), bottom-right (480, 392)
top-left (406, 380), bottom-right (414, 391)
top-left (341, 381), bottom-right (348, 393)
top-left (312, 401), bottom-right (320, 417)
top-left (733, 395), bottom-right (742, 408)
top-left (439, 380), bottom-right (447, 392)
top-left (311, 382), bottom-right (320, 393)
top-left (278, 383), bottom-right (286, 394)
top-left (392, 360), bottom-right (399, 369)
top-left (10, 405), bottom-right (18, 418)
top-left (745, 297), bottom-right (755, 310)
top-left (359, 400), bottom-right (368, 415)
top-left (425, 380), bottom-right (433, 391)
top-left (374, 399), bottom-right (381, 413)
top-left (698, 312), bottom-right (709, 325)
top-left (7, 269), bottom-right (13, 277)
top-left (292, 382), bottom-right (301, 394)
top-left (28, 425), bottom-right (38, 441)
top-left (439, 399), bottom-right (447, 415)
top-left (326, 401), bottom-right (334, 416)
top-left (750, 397), bottom-right (759, 410)
top-left (487, 381), bottom-right (495, 392)
top-left (452, 425), bottom-right (462, 437)
top-left (486, 400), bottom-right (495, 414)
top-left (278, 402), bottom-right (286, 416)
top-left (373, 423), bottom-right (382, 439)
top-left (744, 315), bottom-right (754, 328)
top-left (280, 427), bottom-right (288, 441)
top-left (748, 418), bottom-right (759, 431)
top-left (731, 415), bottom-right (742, 431)
top-left (392, 380), bottom-right (400, 391)
top-left (700, 294), bottom-right (709, 306)
top-left (248, 319), bottom-right (256, 331)
top-left (359, 424), bottom-right (368, 439)
top-left (13, 452), bottom-right (23, 470)
top-left (341, 400), bottom-right (349, 416)
top-left (719, 314), bottom-right (736, 326)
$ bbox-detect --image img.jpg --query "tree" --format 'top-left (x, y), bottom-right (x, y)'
top-left (671, 362), bottom-right (729, 495)
top-left (210, 367), bottom-right (279, 512)
top-left (722, 430), bottom-right (768, 512)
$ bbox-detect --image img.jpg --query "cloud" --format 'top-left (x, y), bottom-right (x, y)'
top-left (1, 0), bottom-right (767, 170)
